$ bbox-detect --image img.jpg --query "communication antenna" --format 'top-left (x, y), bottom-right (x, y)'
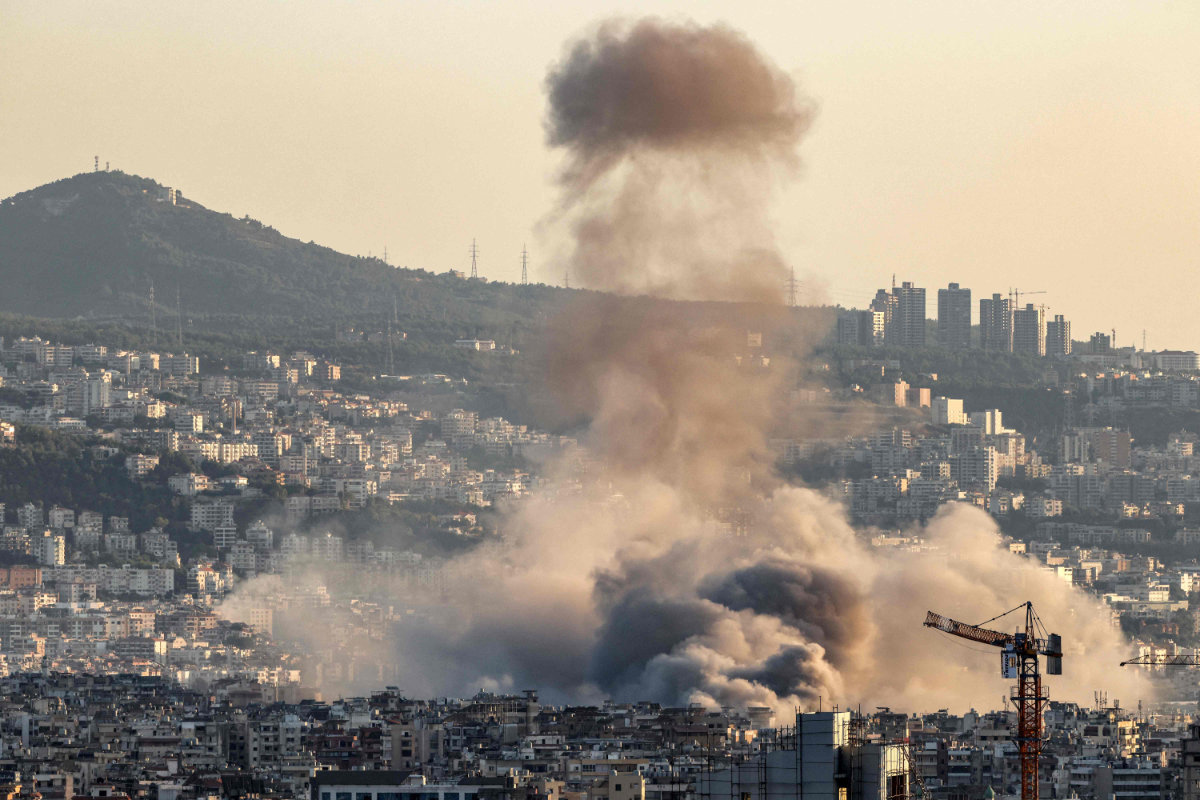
top-left (563, 270), bottom-right (570, 289)
top-left (383, 245), bottom-right (388, 266)
top-left (520, 244), bottom-right (529, 285)
top-left (176, 281), bottom-right (184, 349)
top-left (386, 318), bottom-right (395, 376)
top-left (787, 267), bottom-right (799, 308)
top-left (94, 156), bottom-right (99, 172)
top-left (469, 238), bottom-right (479, 279)
top-left (149, 279), bottom-right (158, 345)
top-left (105, 161), bottom-right (109, 171)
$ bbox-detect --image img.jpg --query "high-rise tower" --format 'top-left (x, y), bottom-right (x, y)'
top-left (979, 293), bottom-right (1014, 351)
top-left (1046, 315), bottom-right (1072, 358)
top-left (892, 281), bottom-right (927, 348)
top-left (937, 283), bottom-right (972, 349)
top-left (1013, 303), bottom-right (1046, 356)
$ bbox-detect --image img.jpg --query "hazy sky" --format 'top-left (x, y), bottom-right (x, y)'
top-left (3, 2), bottom-right (1198, 346)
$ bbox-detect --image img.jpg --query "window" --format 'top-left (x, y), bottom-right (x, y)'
top-left (446, 794), bottom-right (460, 800)
top-left (337, 792), bottom-right (352, 800)
top-left (358, 794), bottom-right (373, 800)
top-left (322, 793), bottom-right (331, 800)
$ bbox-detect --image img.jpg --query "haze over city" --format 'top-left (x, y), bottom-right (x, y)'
top-left (2, 4), bottom-right (1200, 800)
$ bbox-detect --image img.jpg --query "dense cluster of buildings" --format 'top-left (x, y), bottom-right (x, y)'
top-left (835, 281), bottom-right (1198, 368)
top-left (4, 316), bottom-right (1200, 800)
top-left (0, 335), bottom-right (560, 506)
top-left (0, 678), bottom-right (1194, 800)
top-left (772, 369), bottom-right (1200, 670)
top-left (0, 332), bottom-right (585, 699)
top-left (782, 365), bottom-right (1200, 529)
top-left (0, 333), bottom-right (573, 513)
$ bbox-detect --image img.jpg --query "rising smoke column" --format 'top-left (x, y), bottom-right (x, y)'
top-left (545, 17), bottom-right (814, 301)
top-left (222, 18), bottom-right (1147, 713)
top-left (540, 18), bottom-right (815, 508)
top-left (533, 21), bottom-right (865, 708)
top-left (526, 17), bottom-right (1142, 712)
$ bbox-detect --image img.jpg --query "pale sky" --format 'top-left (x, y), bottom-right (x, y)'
top-left (3, 1), bottom-right (1198, 347)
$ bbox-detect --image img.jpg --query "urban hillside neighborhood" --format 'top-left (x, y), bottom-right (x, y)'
top-left (3, 173), bottom-right (1200, 800)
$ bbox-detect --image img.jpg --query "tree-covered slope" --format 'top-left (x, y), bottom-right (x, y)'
top-left (0, 171), bottom-right (562, 324)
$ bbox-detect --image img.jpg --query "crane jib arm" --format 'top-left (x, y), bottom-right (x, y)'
top-left (924, 611), bottom-right (1015, 648)
top-left (1121, 654), bottom-right (1200, 667)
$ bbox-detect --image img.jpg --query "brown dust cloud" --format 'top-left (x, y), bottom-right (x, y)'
top-left (222, 18), bottom-right (1146, 713)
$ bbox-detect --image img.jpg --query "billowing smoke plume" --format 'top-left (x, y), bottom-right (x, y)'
top-left (222, 18), bottom-right (1147, 713)
top-left (544, 17), bottom-right (814, 301)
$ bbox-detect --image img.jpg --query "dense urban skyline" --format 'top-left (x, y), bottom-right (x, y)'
top-left (3, 6), bottom-right (1200, 799)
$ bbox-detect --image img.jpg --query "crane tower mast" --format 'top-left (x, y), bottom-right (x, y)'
top-left (925, 602), bottom-right (1062, 800)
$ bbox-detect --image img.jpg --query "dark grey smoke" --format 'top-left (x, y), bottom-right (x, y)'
top-left (546, 18), bottom-right (811, 183)
top-left (702, 562), bottom-right (867, 668)
top-left (731, 645), bottom-right (827, 700)
top-left (589, 589), bottom-right (720, 690)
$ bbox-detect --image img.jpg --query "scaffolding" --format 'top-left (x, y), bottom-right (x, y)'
top-left (899, 742), bottom-right (927, 800)
top-left (700, 711), bottom-right (802, 800)
top-left (849, 714), bottom-right (866, 800)
top-left (699, 709), bottom-right (918, 800)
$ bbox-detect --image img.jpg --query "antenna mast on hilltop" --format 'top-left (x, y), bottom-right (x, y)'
top-left (149, 280), bottom-right (158, 346)
top-left (175, 282), bottom-right (184, 350)
top-left (386, 294), bottom-right (398, 376)
top-left (787, 267), bottom-right (799, 307)
top-left (520, 244), bottom-right (529, 285)
top-left (469, 238), bottom-right (479, 279)
top-left (94, 156), bottom-right (99, 173)
top-left (386, 320), bottom-right (395, 376)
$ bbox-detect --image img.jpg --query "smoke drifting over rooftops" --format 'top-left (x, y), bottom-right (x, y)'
top-left (223, 18), bottom-right (1146, 714)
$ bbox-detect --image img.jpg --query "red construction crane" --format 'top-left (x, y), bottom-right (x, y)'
top-left (924, 602), bottom-right (1063, 800)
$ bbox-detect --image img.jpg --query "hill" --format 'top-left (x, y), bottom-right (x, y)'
top-left (0, 171), bottom-right (561, 326)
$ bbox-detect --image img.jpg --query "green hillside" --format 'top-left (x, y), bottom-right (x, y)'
top-left (0, 171), bottom-right (562, 326)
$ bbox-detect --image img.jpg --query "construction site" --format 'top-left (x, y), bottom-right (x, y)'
top-left (695, 602), bottom-right (1064, 800)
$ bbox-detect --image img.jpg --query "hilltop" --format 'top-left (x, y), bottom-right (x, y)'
top-left (0, 171), bottom-right (560, 326)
